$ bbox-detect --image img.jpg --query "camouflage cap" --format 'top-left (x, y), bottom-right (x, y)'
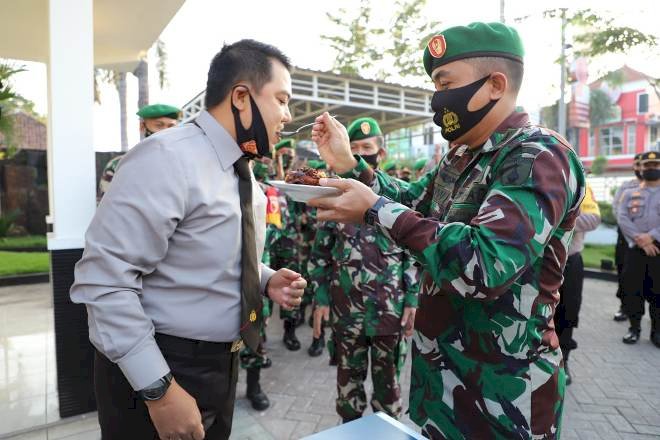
top-left (136, 103), bottom-right (181, 120)
top-left (640, 151), bottom-right (659, 163)
top-left (347, 117), bottom-right (382, 142)
top-left (423, 22), bottom-right (524, 77)
top-left (413, 158), bottom-right (428, 171)
top-left (274, 138), bottom-right (295, 151)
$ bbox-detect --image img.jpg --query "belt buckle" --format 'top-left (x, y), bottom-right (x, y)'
top-left (231, 339), bottom-right (244, 352)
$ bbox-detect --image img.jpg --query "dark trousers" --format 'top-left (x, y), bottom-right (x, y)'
top-left (615, 228), bottom-right (628, 303)
top-left (94, 333), bottom-right (239, 440)
top-left (621, 246), bottom-right (660, 332)
top-left (554, 253), bottom-right (584, 358)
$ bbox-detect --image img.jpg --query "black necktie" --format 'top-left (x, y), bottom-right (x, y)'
top-left (233, 157), bottom-right (262, 351)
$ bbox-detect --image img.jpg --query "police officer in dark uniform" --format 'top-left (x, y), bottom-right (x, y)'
top-left (617, 151), bottom-right (660, 347)
top-left (612, 153), bottom-right (643, 321)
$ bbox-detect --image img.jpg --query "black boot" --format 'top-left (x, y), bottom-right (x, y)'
top-left (622, 327), bottom-right (641, 344)
top-left (563, 351), bottom-right (572, 386)
top-left (613, 307), bottom-right (628, 322)
top-left (308, 333), bottom-right (325, 357)
top-left (246, 368), bottom-right (270, 411)
top-left (283, 320), bottom-right (301, 351)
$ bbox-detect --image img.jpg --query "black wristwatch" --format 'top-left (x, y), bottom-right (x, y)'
top-left (364, 196), bottom-right (388, 226)
top-left (137, 372), bottom-right (173, 401)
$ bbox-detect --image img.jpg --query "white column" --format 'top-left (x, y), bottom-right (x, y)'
top-left (46, 0), bottom-right (96, 250)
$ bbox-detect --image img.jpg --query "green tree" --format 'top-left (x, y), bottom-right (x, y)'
top-left (591, 155), bottom-right (608, 175)
top-left (385, 0), bottom-right (439, 79)
top-left (321, 0), bottom-right (384, 76)
top-left (589, 89), bottom-right (616, 127)
top-left (0, 62), bottom-right (29, 158)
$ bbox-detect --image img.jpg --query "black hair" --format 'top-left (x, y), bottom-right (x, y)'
top-left (204, 39), bottom-right (292, 109)
top-left (465, 57), bottom-right (524, 95)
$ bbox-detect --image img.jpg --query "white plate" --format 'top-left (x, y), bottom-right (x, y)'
top-left (269, 180), bottom-right (342, 203)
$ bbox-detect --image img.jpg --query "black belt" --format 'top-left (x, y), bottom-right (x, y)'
top-left (155, 333), bottom-right (244, 355)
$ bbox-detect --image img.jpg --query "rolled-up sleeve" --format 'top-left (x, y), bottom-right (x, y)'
top-left (70, 139), bottom-right (187, 390)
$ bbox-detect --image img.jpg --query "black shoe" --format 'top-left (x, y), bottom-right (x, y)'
top-left (613, 309), bottom-right (628, 322)
top-left (283, 323), bottom-right (301, 351)
top-left (246, 369), bottom-right (270, 411)
top-left (651, 332), bottom-right (660, 349)
top-left (564, 362), bottom-right (572, 386)
top-left (261, 357), bottom-right (272, 369)
top-left (308, 336), bottom-right (325, 357)
top-left (622, 328), bottom-right (641, 344)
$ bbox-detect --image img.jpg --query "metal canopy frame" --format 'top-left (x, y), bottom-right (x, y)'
top-left (181, 67), bottom-right (434, 135)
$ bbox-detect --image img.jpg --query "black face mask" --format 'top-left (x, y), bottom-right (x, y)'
top-left (642, 168), bottom-right (660, 182)
top-left (431, 75), bottom-right (499, 142)
top-left (361, 153), bottom-right (380, 169)
top-left (231, 88), bottom-right (270, 158)
top-left (634, 169), bottom-right (642, 180)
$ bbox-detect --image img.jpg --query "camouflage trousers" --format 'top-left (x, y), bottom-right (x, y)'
top-left (335, 331), bottom-right (405, 421)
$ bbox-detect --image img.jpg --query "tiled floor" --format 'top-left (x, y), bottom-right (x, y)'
top-left (2, 280), bottom-right (660, 439)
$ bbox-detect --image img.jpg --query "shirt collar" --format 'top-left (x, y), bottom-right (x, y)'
top-left (482, 111), bottom-right (530, 152)
top-left (194, 110), bottom-right (243, 171)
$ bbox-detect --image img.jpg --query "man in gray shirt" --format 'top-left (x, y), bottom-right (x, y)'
top-left (617, 151), bottom-right (660, 347)
top-left (71, 40), bottom-right (305, 440)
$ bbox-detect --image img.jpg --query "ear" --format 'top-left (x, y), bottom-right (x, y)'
top-left (231, 85), bottom-right (251, 111)
top-left (378, 149), bottom-right (387, 161)
top-left (489, 72), bottom-right (508, 100)
top-left (139, 120), bottom-right (146, 132)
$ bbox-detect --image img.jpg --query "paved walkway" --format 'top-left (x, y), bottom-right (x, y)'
top-left (1, 278), bottom-right (659, 439)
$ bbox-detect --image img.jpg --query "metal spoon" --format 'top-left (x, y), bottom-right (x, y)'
top-left (279, 115), bottom-right (337, 137)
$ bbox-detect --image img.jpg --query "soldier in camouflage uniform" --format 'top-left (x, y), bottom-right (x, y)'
top-left (310, 22), bottom-right (585, 439)
top-left (310, 117), bottom-right (420, 423)
top-left (98, 104), bottom-right (180, 200)
top-left (270, 138), bottom-right (304, 350)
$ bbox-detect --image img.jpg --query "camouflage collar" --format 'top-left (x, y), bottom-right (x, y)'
top-left (482, 111), bottom-right (530, 153)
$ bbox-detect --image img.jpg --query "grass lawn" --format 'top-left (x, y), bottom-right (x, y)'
top-left (0, 251), bottom-right (50, 276)
top-left (582, 244), bottom-right (615, 270)
top-left (0, 235), bottom-right (47, 250)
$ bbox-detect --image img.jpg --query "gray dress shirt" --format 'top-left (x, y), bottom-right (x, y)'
top-left (616, 185), bottom-right (660, 247)
top-left (70, 110), bottom-right (274, 390)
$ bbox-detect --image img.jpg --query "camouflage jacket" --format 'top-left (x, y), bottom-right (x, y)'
top-left (266, 193), bottom-right (304, 273)
top-left (98, 154), bottom-right (124, 199)
top-left (342, 112), bottom-right (585, 439)
top-left (309, 221), bottom-right (420, 336)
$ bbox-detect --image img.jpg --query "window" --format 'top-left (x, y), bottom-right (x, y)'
top-left (638, 93), bottom-right (649, 114)
top-left (627, 125), bottom-right (636, 153)
top-left (599, 126), bottom-right (623, 155)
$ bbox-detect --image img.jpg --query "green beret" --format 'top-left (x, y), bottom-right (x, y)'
top-left (347, 117), bottom-right (382, 142)
top-left (307, 160), bottom-right (327, 170)
top-left (413, 158), bottom-right (428, 171)
top-left (274, 138), bottom-right (295, 151)
top-left (382, 161), bottom-right (397, 172)
top-left (136, 103), bottom-right (181, 120)
top-left (640, 151), bottom-right (659, 162)
top-left (423, 22), bottom-right (524, 77)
